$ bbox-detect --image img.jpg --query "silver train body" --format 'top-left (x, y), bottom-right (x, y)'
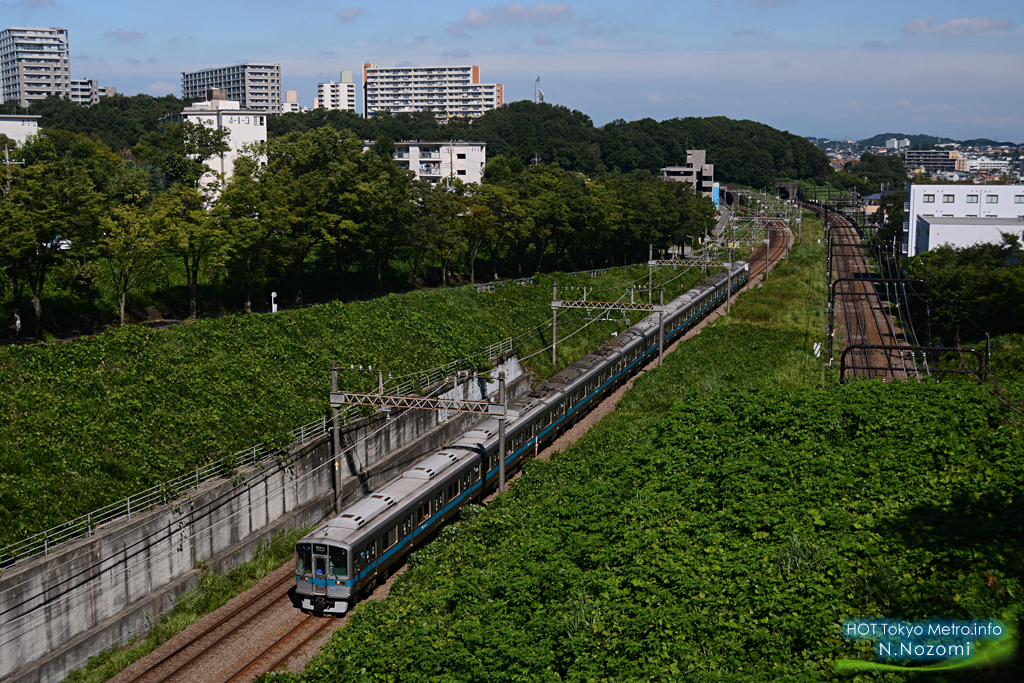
top-left (295, 261), bottom-right (750, 614)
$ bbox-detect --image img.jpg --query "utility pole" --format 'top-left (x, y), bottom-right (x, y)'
top-left (331, 361), bottom-right (342, 514)
top-left (498, 371), bottom-right (506, 492)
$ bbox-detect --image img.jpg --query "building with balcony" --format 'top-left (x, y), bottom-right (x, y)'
top-left (182, 63), bottom-right (281, 114)
top-left (903, 149), bottom-right (958, 174)
top-left (362, 63), bottom-right (502, 122)
top-left (902, 183), bottom-right (1024, 257)
top-left (69, 78), bottom-right (116, 106)
top-left (365, 140), bottom-right (486, 184)
top-left (317, 71), bottom-right (357, 112)
top-left (660, 150), bottom-right (715, 199)
top-left (0, 27), bottom-right (70, 107)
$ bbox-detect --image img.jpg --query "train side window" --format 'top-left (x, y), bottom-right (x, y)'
top-left (463, 470), bottom-right (472, 490)
top-left (448, 483), bottom-right (456, 500)
top-left (385, 527), bottom-right (397, 549)
top-left (417, 502), bottom-right (429, 523)
top-left (366, 541), bottom-right (377, 562)
top-left (434, 491), bottom-right (444, 513)
top-left (472, 465), bottom-right (480, 481)
top-left (356, 550), bottom-right (366, 572)
top-left (329, 546), bottom-right (348, 577)
top-left (401, 514), bottom-right (412, 537)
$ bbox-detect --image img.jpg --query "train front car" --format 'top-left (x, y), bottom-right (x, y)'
top-left (295, 538), bottom-right (352, 615)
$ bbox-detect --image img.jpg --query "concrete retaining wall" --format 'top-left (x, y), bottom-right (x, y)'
top-left (0, 358), bottom-right (528, 683)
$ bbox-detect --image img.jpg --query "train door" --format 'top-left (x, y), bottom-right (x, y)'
top-left (312, 543), bottom-right (329, 596)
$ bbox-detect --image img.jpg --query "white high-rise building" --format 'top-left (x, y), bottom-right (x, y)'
top-left (0, 27), bottom-right (70, 107)
top-left (317, 70), bottom-right (356, 112)
top-left (362, 63), bottom-right (503, 122)
top-left (181, 63), bottom-right (282, 114)
top-left (366, 140), bottom-right (486, 185)
top-left (69, 79), bottom-right (116, 106)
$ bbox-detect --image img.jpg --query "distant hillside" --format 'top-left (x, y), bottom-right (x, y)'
top-left (857, 133), bottom-right (957, 148)
top-left (273, 101), bottom-right (832, 187)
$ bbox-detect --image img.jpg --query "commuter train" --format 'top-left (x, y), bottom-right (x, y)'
top-left (295, 261), bottom-right (750, 614)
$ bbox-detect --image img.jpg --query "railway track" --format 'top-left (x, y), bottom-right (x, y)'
top-left (116, 571), bottom-right (328, 683)
top-left (819, 207), bottom-right (916, 380)
top-left (111, 241), bottom-right (799, 683)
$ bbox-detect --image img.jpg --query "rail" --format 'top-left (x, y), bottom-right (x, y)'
top-left (839, 345), bottom-right (985, 383)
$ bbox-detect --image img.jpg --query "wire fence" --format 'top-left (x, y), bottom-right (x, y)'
top-left (0, 335), bottom-right (515, 571)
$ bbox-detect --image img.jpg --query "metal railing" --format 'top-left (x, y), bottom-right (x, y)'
top-left (0, 336), bottom-right (515, 571)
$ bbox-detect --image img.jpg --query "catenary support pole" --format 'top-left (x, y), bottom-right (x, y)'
top-left (648, 244), bottom-right (653, 305)
top-left (726, 244), bottom-right (733, 314)
top-left (498, 371), bottom-right (506, 493)
top-left (551, 279), bottom-right (557, 367)
top-left (331, 361), bottom-right (342, 514)
top-left (658, 285), bottom-right (665, 367)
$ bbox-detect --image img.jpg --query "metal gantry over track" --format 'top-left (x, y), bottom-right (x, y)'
top-left (329, 363), bottom-right (513, 502)
top-left (551, 280), bottom-right (669, 367)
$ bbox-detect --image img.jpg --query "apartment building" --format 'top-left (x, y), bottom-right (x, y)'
top-left (363, 63), bottom-right (503, 121)
top-left (0, 27), bottom-right (70, 107)
top-left (903, 149), bottom-right (958, 174)
top-left (365, 140), bottom-right (486, 184)
top-left (69, 79), bottom-right (116, 106)
top-left (161, 89), bottom-right (267, 183)
top-left (660, 150), bottom-right (715, 199)
top-left (317, 70), bottom-right (357, 112)
top-left (181, 63), bottom-right (281, 114)
top-left (903, 183), bottom-right (1024, 257)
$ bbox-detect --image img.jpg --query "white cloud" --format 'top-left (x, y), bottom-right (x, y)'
top-left (336, 7), bottom-right (367, 24)
top-left (104, 28), bottom-right (146, 42)
top-left (534, 33), bottom-right (555, 45)
top-left (895, 99), bottom-right (910, 106)
top-left (904, 16), bottom-right (1016, 37)
top-left (458, 2), bottom-right (574, 29)
top-left (148, 81), bottom-right (176, 95)
top-left (442, 48), bottom-right (471, 59)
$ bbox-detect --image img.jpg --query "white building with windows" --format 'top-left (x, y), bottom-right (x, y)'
top-left (903, 183), bottom-right (1024, 257)
top-left (362, 63), bottom-right (502, 122)
top-left (0, 113), bottom-right (39, 145)
top-left (317, 70), bottom-right (357, 112)
top-left (161, 89), bottom-right (267, 183)
top-left (365, 140), bottom-right (486, 184)
top-left (0, 27), bottom-right (70, 107)
top-left (69, 78), bottom-right (116, 106)
top-left (181, 63), bottom-right (281, 114)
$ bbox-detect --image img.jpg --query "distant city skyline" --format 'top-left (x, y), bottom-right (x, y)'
top-left (5, 0), bottom-right (1022, 141)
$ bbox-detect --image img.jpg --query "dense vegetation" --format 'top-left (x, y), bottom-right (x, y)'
top-left (832, 152), bottom-right (906, 195)
top-left (905, 234), bottom-right (1024, 346)
top-left (0, 262), bottom-right (711, 550)
top-left (0, 94), bottom-right (190, 152)
top-left (265, 217), bottom-right (1022, 682)
top-left (0, 122), bottom-right (712, 338)
top-left (271, 101), bottom-right (831, 188)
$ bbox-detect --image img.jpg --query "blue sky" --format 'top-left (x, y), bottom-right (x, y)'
top-left (6, 0), bottom-right (1023, 141)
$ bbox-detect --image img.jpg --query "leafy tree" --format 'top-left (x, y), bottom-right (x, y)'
top-left (151, 185), bottom-right (227, 318)
top-left (134, 121), bottom-right (230, 189)
top-left (101, 203), bottom-right (161, 325)
top-left (219, 148), bottom-right (289, 312)
top-left (7, 139), bottom-right (103, 337)
top-left (264, 126), bottom-right (363, 303)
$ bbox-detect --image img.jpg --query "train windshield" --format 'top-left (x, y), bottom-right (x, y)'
top-left (329, 546), bottom-right (348, 578)
top-left (295, 543), bottom-right (312, 573)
